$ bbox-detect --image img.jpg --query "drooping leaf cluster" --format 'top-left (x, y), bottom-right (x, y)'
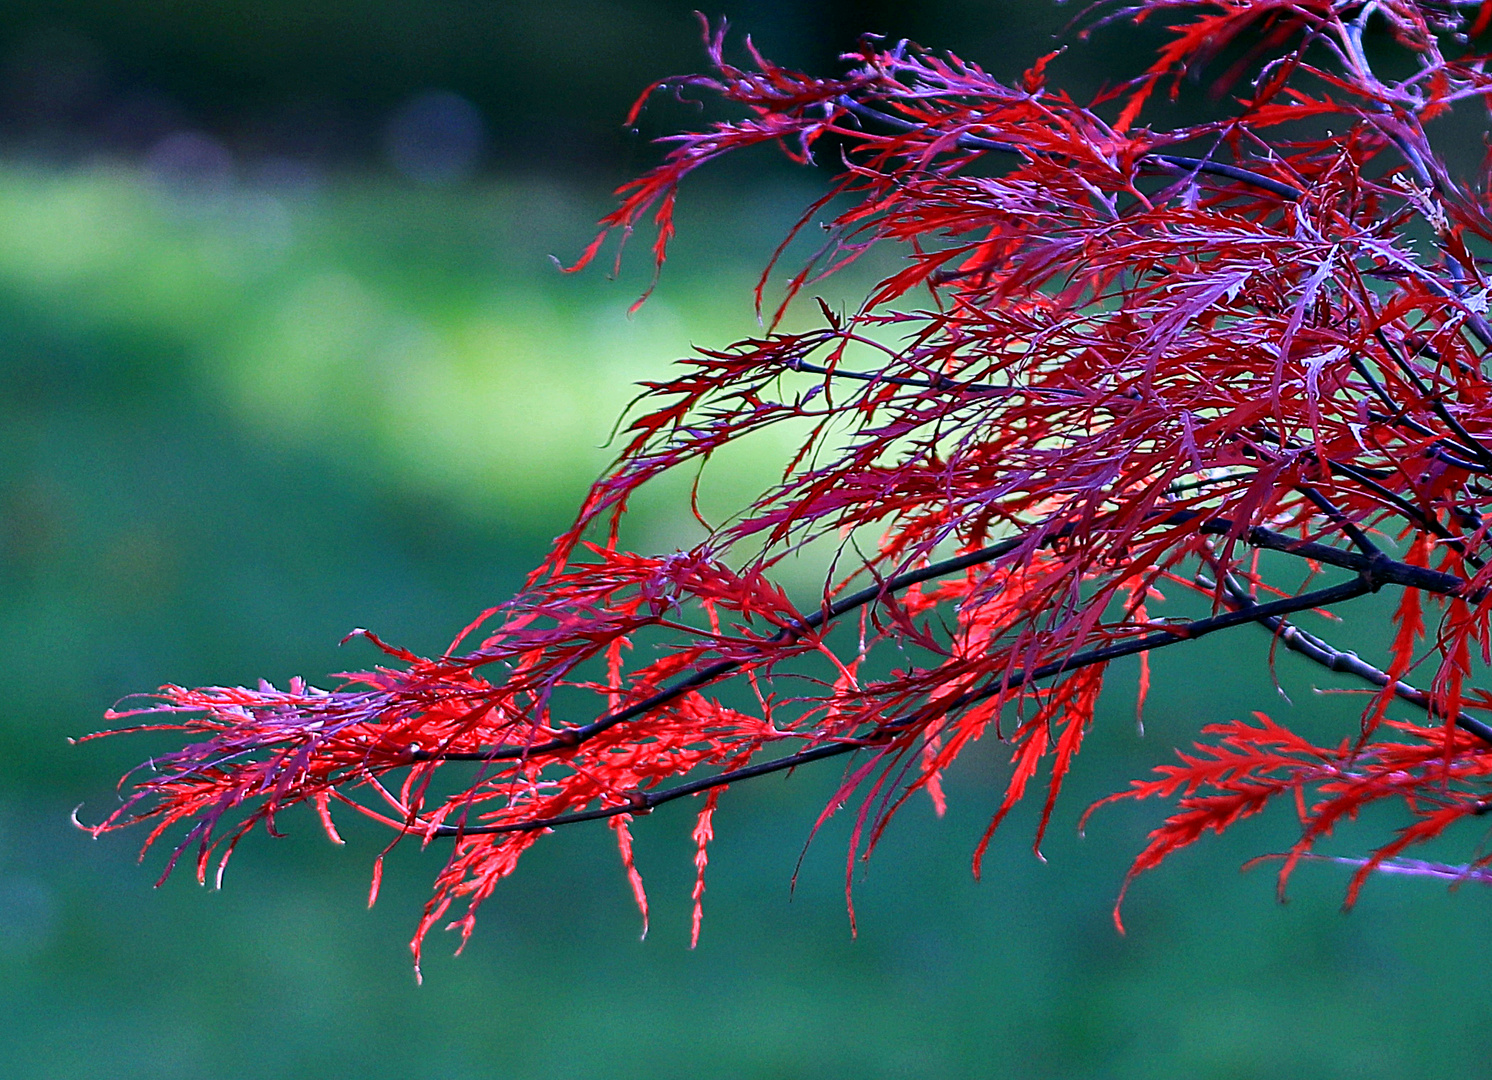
top-left (84, 0), bottom-right (1492, 969)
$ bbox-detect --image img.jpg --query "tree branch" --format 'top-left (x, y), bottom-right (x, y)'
top-left (417, 513), bottom-right (1474, 765)
top-left (783, 356), bottom-right (1083, 399)
top-left (417, 535), bottom-right (1029, 762)
top-left (430, 574), bottom-right (1380, 836)
top-left (1201, 566), bottom-right (1492, 745)
top-left (834, 96), bottom-right (1306, 200)
top-left (1374, 327), bottom-right (1492, 469)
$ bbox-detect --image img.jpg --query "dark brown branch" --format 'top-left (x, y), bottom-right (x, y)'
top-left (834, 96), bottom-right (1306, 200)
top-left (836, 97), bottom-right (1022, 156)
top-left (1297, 485), bottom-right (1382, 556)
top-left (418, 535), bottom-right (1029, 763)
top-left (1373, 328), bottom-right (1492, 468)
top-left (1349, 350), bottom-right (1412, 420)
top-left (418, 513), bottom-right (1474, 765)
top-left (1321, 456), bottom-right (1472, 560)
top-left (1348, 348), bottom-right (1490, 467)
top-left (786, 356), bottom-right (995, 394)
top-left (783, 356), bottom-right (1089, 400)
top-left (431, 739), bottom-right (862, 836)
top-left (1202, 567), bottom-right (1492, 745)
top-left (431, 574), bottom-right (1378, 837)
top-left (1240, 420), bottom-right (1476, 559)
top-left (1142, 154), bottom-right (1306, 200)
top-left (1189, 516), bottom-right (1468, 597)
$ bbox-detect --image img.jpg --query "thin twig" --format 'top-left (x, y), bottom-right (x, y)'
top-left (1297, 485), bottom-right (1382, 556)
top-left (1202, 567), bottom-right (1492, 745)
top-left (834, 96), bottom-right (1305, 200)
top-left (785, 356), bottom-right (1082, 399)
top-left (1375, 328), bottom-right (1492, 469)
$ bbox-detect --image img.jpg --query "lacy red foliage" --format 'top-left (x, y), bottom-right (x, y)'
top-left (82, 0), bottom-right (1492, 972)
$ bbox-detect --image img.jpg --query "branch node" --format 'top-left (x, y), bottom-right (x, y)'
top-left (1359, 553), bottom-right (1396, 593)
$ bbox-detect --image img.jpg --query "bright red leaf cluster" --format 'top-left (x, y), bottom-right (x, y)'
top-left (83, 0), bottom-right (1492, 972)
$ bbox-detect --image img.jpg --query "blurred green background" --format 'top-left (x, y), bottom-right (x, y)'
top-left (0, 2), bottom-right (1487, 1077)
